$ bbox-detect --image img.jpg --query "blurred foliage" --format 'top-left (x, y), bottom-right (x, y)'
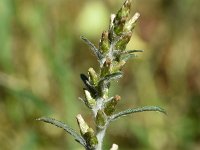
top-left (0, 0), bottom-right (200, 150)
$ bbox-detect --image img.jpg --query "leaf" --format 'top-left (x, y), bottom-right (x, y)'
top-left (80, 74), bottom-right (98, 97)
top-left (121, 53), bottom-right (137, 62)
top-left (80, 36), bottom-right (103, 61)
top-left (121, 49), bottom-right (144, 54)
top-left (98, 72), bottom-right (122, 93)
top-left (98, 72), bottom-right (122, 97)
top-left (36, 117), bottom-right (86, 147)
top-left (109, 106), bottom-right (166, 121)
top-left (112, 49), bottom-right (141, 62)
top-left (100, 72), bottom-right (123, 84)
top-left (80, 73), bottom-right (89, 84)
top-left (79, 97), bottom-right (92, 109)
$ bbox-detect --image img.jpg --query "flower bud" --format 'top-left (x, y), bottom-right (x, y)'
top-left (115, 32), bottom-right (132, 50)
top-left (115, 0), bottom-right (131, 21)
top-left (124, 12), bottom-right (140, 32)
top-left (84, 89), bottom-right (96, 108)
top-left (95, 110), bottom-right (107, 127)
top-left (113, 0), bottom-right (132, 35)
top-left (104, 95), bottom-right (121, 116)
top-left (83, 128), bottom-right (98, 149)
top-left (100, 58), bottom-right (111, 77)
top-left (76, 114), bottom-right (89, 135)
top-left (109, 14), bottom-right (116, 30)
top-left (112, 60), bottom-right (126, 73)
top-left (113, 18), bottom-right (126, 36)
top-left (76, 114), bottom-right (98, 149)
top-left (99, 31), bottom-right (110, 54)
top-left (88, 68), bottom-right (98, 86)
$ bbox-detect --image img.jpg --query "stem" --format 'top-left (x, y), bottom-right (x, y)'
top-left (91, 97), bottom-right (107, 150)
top-left (96, 128), bottom-right (106, 150)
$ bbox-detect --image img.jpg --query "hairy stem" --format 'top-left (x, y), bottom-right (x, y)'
top-left (96, 128), bottom-right (106, 150)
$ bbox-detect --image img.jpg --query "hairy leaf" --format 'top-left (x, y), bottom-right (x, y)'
top-left (80, 36), bottom-right (103, 61)
top-left (100, 72), bottom-right (123, 84)
top-left (121, 53), bottom-right (137, 62)
top-left (121, 49), bottom-right (144, 54)
top-left (37, 117), bottom-right (86, 147)
top-left (98, 72), bottom-right (122, 97)
top-left (98, 72), bottom-right (122, 93)
top-left (110, 106), bottom-right (166, 121)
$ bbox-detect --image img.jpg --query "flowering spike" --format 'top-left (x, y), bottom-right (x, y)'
top-left (38, 1), bottom-right (166, 150)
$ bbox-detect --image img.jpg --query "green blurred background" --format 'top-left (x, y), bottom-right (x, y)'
top-left (0, 0), bottom-right (200, 149)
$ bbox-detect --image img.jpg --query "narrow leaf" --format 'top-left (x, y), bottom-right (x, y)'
top-left (80, 36), bottom-right (103, 61)
top-left (80, 74), bottom-right (98, 97)
top-left (79, 97), bottom-right (92, 109)
top-left (99, 71), bottom-right (123, 84)
top-left (98, 72), bottom-right (122, 97)
top-left (110, 106), bottom-right (166, 121)
top-left (121, 49), bottom-right (144, 54)
top-left (80, 73), bottom-right (89, 84)
top-left (121, 53), bottom-right (137, 62)
top-left (37, 117), bottom-right (86, 147)
top-left (100, 72), bottom-right (123, 83)
top-left (98, 72), bottom-right (122, 93)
